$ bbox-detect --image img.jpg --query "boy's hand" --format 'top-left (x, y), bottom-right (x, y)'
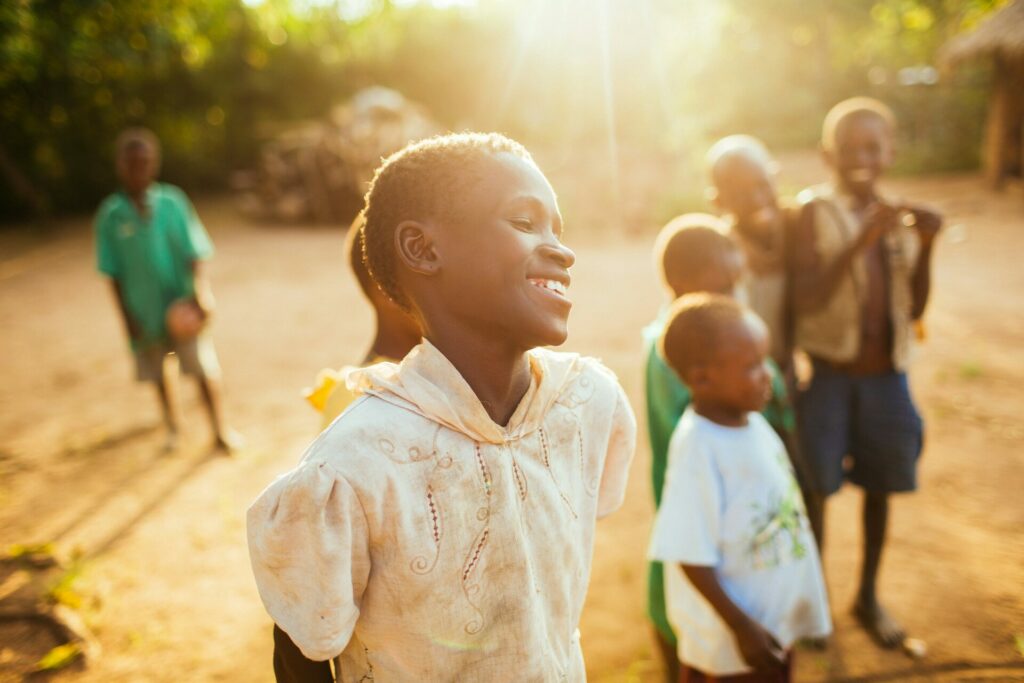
top-left (192, 295), bottom-right (214, 319)
top-left (856, 202), bottom-right (900, 251)
top-left (733, 618), bottom-right (786, 672)
top-left (905, 205), bottom-right (943, 246)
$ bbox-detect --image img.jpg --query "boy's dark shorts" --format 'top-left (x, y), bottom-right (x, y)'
top-left (797, 360), bottom-right (923, 496)
top-left (134, 334), bottom-right (221, 384)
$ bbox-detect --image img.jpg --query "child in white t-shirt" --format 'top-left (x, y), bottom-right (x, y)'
top-left (649, 294), bottom-right (830, 681)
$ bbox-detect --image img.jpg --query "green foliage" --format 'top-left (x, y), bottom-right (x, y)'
top-left (0, 0), bottom-right (1005, 222)
top-left (699, 0), bottom-right (997, 163)
top-left (0, 0), bottom-right (361, 218)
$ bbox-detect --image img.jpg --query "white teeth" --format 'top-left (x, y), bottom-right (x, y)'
top-left (529, 278), bottom-right (567, 296)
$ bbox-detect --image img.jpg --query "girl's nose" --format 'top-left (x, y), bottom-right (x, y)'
top-left (544, 240), bottom-right (576, 269)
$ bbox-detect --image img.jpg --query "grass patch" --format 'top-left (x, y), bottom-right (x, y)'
top-left (958, 360), bottom-right (984, 380)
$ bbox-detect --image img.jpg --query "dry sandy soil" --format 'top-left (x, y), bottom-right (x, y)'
top-left (0, 152), bottom-right (1022, 682)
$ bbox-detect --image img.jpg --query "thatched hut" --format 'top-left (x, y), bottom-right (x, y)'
top-left (942, 0), bottom-right (1024, 188)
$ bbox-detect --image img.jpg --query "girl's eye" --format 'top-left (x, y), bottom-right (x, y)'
top-left (510, 218), bottom-right (534, 231)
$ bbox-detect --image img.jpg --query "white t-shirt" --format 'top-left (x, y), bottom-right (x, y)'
top-left (648, 409), bottom-right (831, 675)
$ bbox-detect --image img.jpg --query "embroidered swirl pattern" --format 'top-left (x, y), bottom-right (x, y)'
top-left (577, 426), bottom-right (600, 496)
top-left (538, 427), bottom-right (578, 519)
top-left (511, 457), bottom-right (528, 501)
top-left (410, 425), bottom-right (450, 574)
top-left (459, 441), bottom-right (492, 634)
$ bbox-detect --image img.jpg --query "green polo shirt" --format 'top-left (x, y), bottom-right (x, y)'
top-left (643, 311), bottom-right (795, 646)
top-left (95, 183), bottom-right (213, 348)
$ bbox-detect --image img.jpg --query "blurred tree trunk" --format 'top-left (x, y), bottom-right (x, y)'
top-left (0, 142), bottom-right (48, 218)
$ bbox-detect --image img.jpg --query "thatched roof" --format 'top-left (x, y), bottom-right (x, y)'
top-left (941, 0), bottom-right (1024, 66)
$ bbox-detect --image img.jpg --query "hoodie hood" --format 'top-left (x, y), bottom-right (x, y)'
top-left (346, 339), bottom-right (585, 444)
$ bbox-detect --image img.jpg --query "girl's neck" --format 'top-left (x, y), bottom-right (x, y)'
top-left (365, 322), bottom-right (421, 364)
top-left (692, 397), bottom-right (749, 428)
top-left (425, 325), bottom-right (531, 427)
top-left (839, 181), bottom-right (879, 209)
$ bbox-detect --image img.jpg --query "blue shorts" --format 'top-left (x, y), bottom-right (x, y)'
top-left (797, 361), bottom-right (923, 496)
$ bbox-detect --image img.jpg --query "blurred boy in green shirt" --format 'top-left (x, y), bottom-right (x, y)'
top-left (95, 127), bottom-right (240, 453)
top-left (644, 214), bottom-right (795, 681)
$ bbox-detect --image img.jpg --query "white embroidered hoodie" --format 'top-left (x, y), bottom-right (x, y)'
top-left (247, 340), bottom-right (636, 682)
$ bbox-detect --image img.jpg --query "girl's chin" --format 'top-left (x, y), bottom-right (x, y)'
top-left (528, 322), bottom-right (570, 349)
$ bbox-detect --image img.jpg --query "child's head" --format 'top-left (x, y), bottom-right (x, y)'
top-left (654, 213), bottom-right (745, 300)
top-left (346, 213), bottom-right (420, 344)
top-left (706, 135), bottom-right (780, 239)
top-left (115, 127), bottom-right (160, 196)
top-left (660, 293), bottom-right (771, 417)
top-left (361, 132), bottom-right (575, 350)
top-left (821, 97), bottom-right (896, 197)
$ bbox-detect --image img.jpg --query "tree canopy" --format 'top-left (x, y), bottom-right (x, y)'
top-left (0, 0), bottom-right (1004, 221)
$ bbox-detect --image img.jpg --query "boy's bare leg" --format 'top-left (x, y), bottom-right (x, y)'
top-left (651, 627), bottom-right (680, 683)
top-left (155, 370), bottom-right (181, 452)
top-left (197, 376), bottom-right (242, 453)
top-left (855, 491), bottom-right (904, 647)
top-left (805, 493), bottom-right (825, 551)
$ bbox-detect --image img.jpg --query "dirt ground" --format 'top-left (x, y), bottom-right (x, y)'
top-left (1, 152), bottom-right (1022, 682)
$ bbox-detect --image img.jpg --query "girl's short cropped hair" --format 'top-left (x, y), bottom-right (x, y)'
top-left (659, 292), bottom-right (748, 379)
top-left (345, 212), bottom-right (376, 302)
top-left (821, 97), bottom-right (896, 152)
top-left (361, 132), bottom-right (533, 309)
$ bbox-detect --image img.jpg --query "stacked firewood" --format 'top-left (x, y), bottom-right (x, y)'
top-left (232, 87), bottom-right (441, 224)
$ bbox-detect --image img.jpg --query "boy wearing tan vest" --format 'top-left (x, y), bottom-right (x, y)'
top-left (791, 98), bottom-right (941, 649)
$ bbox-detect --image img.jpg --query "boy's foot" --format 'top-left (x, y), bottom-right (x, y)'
top-left (214, 428), bottom-right (245, 455)
top-left (854, 597), bottom-right (905, 648)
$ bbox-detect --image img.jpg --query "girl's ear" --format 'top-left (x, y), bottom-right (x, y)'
top-left (395, 220), bottom-right (440, 276)
top-left (705, 186), bottom-right (722, 211)
top-left (882, 135), bottom-right (897, 169)
top-left (820, 142), bottom-right (835, 169)
top-left (687, 364), bottom-right (710, 392)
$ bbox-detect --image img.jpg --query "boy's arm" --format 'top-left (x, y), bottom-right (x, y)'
top-left (645, 345), bottom-right (690, 507)
top-left (190, 260), bottom-right (215, 316)
top-left (247, 464), bottom-right (370, 662)
top-left (596, 377), bottom-right (637, 518)
top-left (680, 564), bottom-right (786, 672)
top-left (791, 201), bottom-right (900, 315)
top-left (906, 206), bottom-right (942, 320)
top-left (273, 624), bottom-right (334, 683)
top-left (109, 279), bottom-right (142, 342)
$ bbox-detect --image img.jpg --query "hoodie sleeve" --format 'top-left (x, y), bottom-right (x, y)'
top-left (247, 459), bottom-right (371, 661)
top-left (597, 376), bottom-right (637, 519)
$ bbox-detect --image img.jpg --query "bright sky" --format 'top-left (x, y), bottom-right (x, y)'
top-left (241, 0), bottom-right (477, 21)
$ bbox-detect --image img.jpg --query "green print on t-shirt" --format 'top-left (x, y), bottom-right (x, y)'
top-left (748, 454), bottom-right (808, 569)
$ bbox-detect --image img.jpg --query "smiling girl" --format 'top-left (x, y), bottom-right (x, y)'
top-left (247, 133), bottom-right (636, 682)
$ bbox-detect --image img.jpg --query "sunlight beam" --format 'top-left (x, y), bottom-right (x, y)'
top-left (597, 0), bottom-right (621, 223)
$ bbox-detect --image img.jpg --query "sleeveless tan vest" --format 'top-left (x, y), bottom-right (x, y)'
top-left (794, 184), bottom-right (918, 371)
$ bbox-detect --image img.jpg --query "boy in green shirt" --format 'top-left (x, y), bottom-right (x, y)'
top-left (95, 128), bottom-right (240, 453)
top-left (644, 214), bottom-right (796, 681)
